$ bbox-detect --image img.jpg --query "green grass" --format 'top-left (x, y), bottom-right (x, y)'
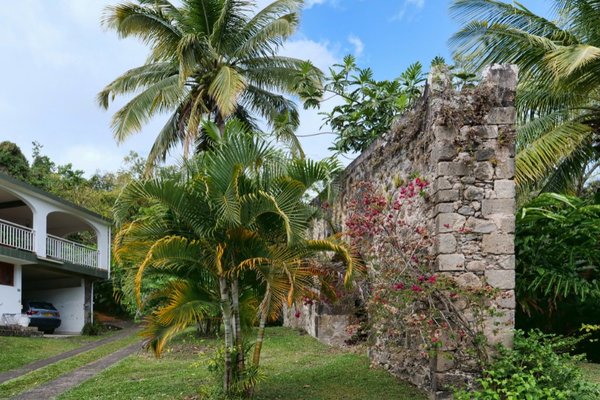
top-left (253, 329), bottom-right (425, 400)
top-left (59, 333), bottom-right (211, 400)
top-left (0, 332), bottom-right (118, 373)
top-left (0, 333), bottom-right (140, 399)
top-left (581, 363), bottom-right (600, 384)
top-left (58, 327), bottom-right (426, 400)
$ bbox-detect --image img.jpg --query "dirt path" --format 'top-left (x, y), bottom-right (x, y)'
top-left (0, 326), bottom-right (138, 385)
top-left (11, 341), bottom-right (142, 400)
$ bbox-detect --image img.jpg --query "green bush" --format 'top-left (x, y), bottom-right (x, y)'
top-left (197, 344), bottom-right (263, 400)
top-left (81, 321), bottom-right (106, 336)
top-left (455, 330), bottom-right (600, 400)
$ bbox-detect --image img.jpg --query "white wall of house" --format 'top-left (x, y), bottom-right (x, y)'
top-left (26, 278), bottom-right (85, 333)
top-left (0, 265), bottom-right (22, 323)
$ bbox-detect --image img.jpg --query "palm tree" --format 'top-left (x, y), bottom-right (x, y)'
top-left (450, 0), bottom-right (600, 194)
top-left (99, 0), bottom-right (322, 169)
top-left (113, 122), bottom-right (358, 395)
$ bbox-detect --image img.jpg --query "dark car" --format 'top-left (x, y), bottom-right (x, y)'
top-left (22, 301), bottom-right (61, 334)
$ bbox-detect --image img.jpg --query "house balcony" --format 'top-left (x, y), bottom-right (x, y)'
top-left (0, 173), bottom-right (111, 277)
top-left (46, 235), bottom-right (99, 269)
top-left (0, 219), bottom-right (103, 270)
top-left (0, 218), bottom-right (35, 253)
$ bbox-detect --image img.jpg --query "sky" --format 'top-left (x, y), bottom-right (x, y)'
top-left (0, 0), bottom-right (550, 176)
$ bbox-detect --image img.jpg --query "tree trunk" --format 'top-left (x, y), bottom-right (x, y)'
top-left (252, 287), bottom-right (271, 367)
top-left (219, 277), bottom-right (233, 394)
top-left (247, 288), bottom-right (271, 398)
top-left (231, 278), bottom-right (245, 372)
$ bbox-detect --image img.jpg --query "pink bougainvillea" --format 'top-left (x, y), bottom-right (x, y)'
top-left (344, 178), bottom-right (496, 364)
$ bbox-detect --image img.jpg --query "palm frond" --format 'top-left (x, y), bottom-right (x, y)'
top-left (111, 75), bottom-right (185, 143)
top-left (516, 120), bottom-right (593, 186)
top-left (208, 65), bottom-right (248, 117)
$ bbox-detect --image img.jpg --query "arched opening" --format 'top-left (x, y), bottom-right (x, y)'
top-left (46, 212), bottom-right (98, 268)
top-left (0, 187), bottom-right (35, 252)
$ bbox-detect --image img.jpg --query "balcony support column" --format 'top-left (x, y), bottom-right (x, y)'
top-left (32, 207), bottom-right (50, 259)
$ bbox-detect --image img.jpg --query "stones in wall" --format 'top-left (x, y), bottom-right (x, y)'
top-left (283, 64), bottom-right (518, 398)
top-left (428, 64), bottom-right (517, 398)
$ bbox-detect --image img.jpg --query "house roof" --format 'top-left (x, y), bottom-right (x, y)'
top-left (0, 172), bottom-right (112, 225)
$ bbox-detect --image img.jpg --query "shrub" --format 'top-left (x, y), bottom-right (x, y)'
top-left (455, 330), bottom-right (600, 399)
top-left (197, 344), bottom-right (263, 400)
top-left (81, 321), bottom-right (106, 336)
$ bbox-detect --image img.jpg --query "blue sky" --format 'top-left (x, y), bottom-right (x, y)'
top-left (0, 0), bottom-right (550, 175)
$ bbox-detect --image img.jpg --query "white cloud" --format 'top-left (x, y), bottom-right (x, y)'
top-left (276, 38), bottom-right (350, 162)
top-left (59, 0), bottom-right (106, 28)
top-left (0, 2), bottom-right (75, 67)
top-left (306, 0), bottom-right (328, 8)
top-left (255, 0), bottom-right (329, 11)
top-left (0, 1), bottom-right (346, 177)
top-left (392, 0), bottom-right (426, 21)
top-left (279, 38), bottom-right (338, 72)
top-left (61, 144), bottom-right (124, 175)
top-left (347, 35), bottom-right (364, 57)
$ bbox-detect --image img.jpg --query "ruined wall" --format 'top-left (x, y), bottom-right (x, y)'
top-left (284, 65), bottom-right (517, 397)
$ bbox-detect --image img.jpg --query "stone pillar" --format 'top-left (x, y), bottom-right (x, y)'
top-left (429, 64), bottom-right (517, 398)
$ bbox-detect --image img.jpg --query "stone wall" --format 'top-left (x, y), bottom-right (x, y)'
top-left (283, 65), bottom-right (518, 397)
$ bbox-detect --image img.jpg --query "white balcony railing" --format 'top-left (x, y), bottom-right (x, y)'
top-left (0, 218), bottom-right (35, 252)
top-left (46, 234), bottom-right (99, 268)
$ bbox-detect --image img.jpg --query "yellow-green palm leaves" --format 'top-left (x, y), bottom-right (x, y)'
top-left (99, 0), bottom-right (322, 168)
top-left (113, 128), bottom-right (358, 393)
top-left (451, 0), bottom-right (600, 193)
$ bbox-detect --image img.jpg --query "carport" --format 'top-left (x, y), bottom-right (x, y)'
top-left (21, 265), bottom-right (91, 334)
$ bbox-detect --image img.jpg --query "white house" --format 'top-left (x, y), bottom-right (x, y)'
top-left (0, 172), bottom-right (111, 334)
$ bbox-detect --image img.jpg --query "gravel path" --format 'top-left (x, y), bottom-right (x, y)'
top-left (0, 326), bottom-right (137, 385)
top-left (10, 341), bottom-right (142, 400)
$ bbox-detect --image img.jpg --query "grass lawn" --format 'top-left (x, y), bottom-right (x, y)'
top-left (0, 333), bottom-right (140, 398)
top-left (581, 363), bottom-right (600, 384)
top-left (59, 327), bottom-right (426, 400)
top-left (0, 331), bottom-right (118, 373)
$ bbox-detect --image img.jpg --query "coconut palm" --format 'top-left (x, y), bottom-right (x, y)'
top-left (99, 0), bottom-right (322, 169)
top-left (113, 122), bottom-right (358, 394)
top-left (450, 0), bottom-right (600, 194)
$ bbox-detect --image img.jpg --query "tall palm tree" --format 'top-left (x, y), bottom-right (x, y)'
top-left (113, 122), bottom-right (358, 394)
top-left (450, 0), bottom-right (600, 194)
top-left (99, 0), bottom-right (322, 169)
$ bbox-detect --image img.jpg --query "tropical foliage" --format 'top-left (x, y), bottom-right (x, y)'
top-left (455, 330), bottom-right (600, 399)
top-left (0, 141), bottom-right (140, 219)
top-left (515, 192), bottom-right (600, 361)
top-left (515, 193), bottom-right (600, 315)
top-left (113, 122), bottom-right (359, 395)
top-left (0, 141), bottom-right (30, 181)
top-left (304, 55), bottom-right (426, 154)
top-left (99, 0), bottom-right (322, 169)
top-left (451, 0), bottom-right (600, 193)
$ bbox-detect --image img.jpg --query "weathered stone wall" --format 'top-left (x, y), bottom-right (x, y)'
top-left (283, 65), bottom-right (517, 397)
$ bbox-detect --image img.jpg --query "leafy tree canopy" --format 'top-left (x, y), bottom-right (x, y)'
top-left (303, 55), bottom-right (427, 154)
top-left (0, 141), bottom-right (30, 181)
